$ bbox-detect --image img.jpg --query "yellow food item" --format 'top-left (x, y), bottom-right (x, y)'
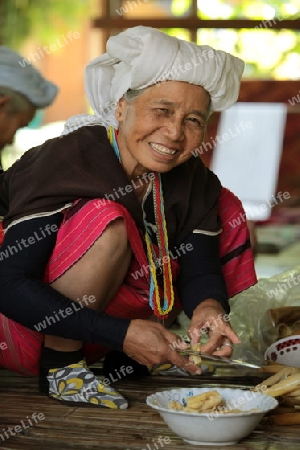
top-left (253, 366), bottom-right (300, 425)
top-left (168, 391), bottom-right (225, 414)
top-left (254, 367), bottom-right (300, 392)
top-left (263, 373), bottom-right (300, 397)
top-left (168, 391), bottom-right (257, 415)
top-left (186, 390), bottom-right (222, 411)
top-left (190, 355), bottom-right (202, 365)
top-left (190, 343), bottom-right (202, 352)
top-left (169, 400), bottom-right (184, 411)
top-left (284, 388), bottom-right (300, 397)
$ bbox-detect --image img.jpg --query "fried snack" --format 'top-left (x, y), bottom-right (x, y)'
top-left (168, 393), bottom-right (251, 415)
top-left (187, 342), bottom-right (202, 365)
top-left (285, 388), bottom-right (300, 397)
top-left (263, 373), bottom-right (300, 397)
top-left (254, 367), bottom-right (300, 425)
top-left (168, 391), bottom-right (261, 415)
top-left (169, 400), bottom-right (184, 411)
top-left (253, 367), bottom-right (300, 400)
top-left (254, 367), bottom-right (300, 391)
top-left (186, 391), bottom-right (222, 411)
top-left (168, 391), bottom-right (223, 413)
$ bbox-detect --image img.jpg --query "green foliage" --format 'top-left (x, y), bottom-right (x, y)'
top-left (1, 0), bottom-right (89, 49)
top-left (169, 0), bottom-right (300, 79)
top-left (171, 0), bottom-right (192, 16)
top-left (198, 0), bottom-right (300, 19)
top-left (1, 0), bottom-right (299, 78)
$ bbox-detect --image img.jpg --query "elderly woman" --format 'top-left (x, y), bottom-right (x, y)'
top-left (0, 27), bottom-right (256, 408)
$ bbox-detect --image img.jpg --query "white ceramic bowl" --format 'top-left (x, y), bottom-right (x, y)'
top-left (264, 335), bottom-right (300, 368)
top-left (146, 387), bottom-right (278, 446)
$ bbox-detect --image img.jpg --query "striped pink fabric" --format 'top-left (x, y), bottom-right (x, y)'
top-left (0, 199), bottom-right (180, 374)
top-left (0, 188), bottom-right (256, 375)
top-left (218, 187), bottom-right (257, 297)
top-left (0, 316), bottom-right (44, 376)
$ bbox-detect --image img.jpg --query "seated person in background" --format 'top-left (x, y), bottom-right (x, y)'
top-left (0, 46), bottom-right (57, 244)
top-left (0, 27), bottom-right (257, 409)
top-left (0, 46), bottom-right (58, 171)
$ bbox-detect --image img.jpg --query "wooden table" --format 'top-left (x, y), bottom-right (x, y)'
top-left (0, 367), bottom-right (300, 450)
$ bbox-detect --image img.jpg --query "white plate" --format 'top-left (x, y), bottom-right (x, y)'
top-left (264, 335), bottom-right (300, 368)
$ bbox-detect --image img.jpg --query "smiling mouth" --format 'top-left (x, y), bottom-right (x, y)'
top-left (150, 143), bottom-right (178, 156)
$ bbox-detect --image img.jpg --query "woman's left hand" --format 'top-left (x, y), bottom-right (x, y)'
top-left (188, 299), bottom-right (241, 356)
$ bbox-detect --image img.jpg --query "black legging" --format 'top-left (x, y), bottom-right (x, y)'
top-left (0, 214), bottom-right (130, 350)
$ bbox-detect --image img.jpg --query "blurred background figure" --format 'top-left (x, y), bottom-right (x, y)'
top-left (0, 46), bottom-right (58, 171)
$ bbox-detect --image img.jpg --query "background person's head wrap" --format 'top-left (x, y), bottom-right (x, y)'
top-left (0, 46), bottom-right (58, 108)
top-left (63, 26), bottom-right (244, 133)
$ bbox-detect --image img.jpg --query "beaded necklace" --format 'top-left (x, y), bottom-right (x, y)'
top-left (108, 126), bottom-right (174, 318)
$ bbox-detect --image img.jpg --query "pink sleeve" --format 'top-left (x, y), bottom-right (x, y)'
top-left (218, 187), bottom-right (257, 298)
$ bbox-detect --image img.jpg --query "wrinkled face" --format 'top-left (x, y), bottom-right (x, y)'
top-left (0, 97), bottom-right (36, 151)
top-left (115, 81), bottom-right (210, 176)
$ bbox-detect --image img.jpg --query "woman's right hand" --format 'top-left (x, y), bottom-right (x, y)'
top-left (123, 319), bottom-right (201, 374)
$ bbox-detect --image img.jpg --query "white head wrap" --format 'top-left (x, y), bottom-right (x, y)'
top-left (0, 46), bottom-right (58, 107)
top-left (63, 26), bottom-right (244, 134)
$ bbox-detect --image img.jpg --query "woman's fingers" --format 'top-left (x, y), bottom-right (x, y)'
top-left (212, 341), bottom-right (234, 357)
top-left (200, 334), bottom-right (223, 354)
top-left (189, 307), bottom-right (241, 355)
top-left (190, 322), bottom-right (241, 356)
top-left (123, 320), bottom-right (201, 374)
top-left (222, 326), bottom-right (241, 344)
top-left (123, 318), bottom-right (241, 374)
top-left (162, 327), bottom-right (189, 349)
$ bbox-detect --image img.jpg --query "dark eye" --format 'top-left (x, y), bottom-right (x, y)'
top-left (187, 117), bottom-right (206, 128)
top-left (156, 108), bottom-right (169, 114)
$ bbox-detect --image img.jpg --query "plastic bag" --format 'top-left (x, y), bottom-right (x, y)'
top-left (229, 265), bottom-right (300, 365)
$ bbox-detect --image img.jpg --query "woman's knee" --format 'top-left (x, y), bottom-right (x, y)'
top-left (101, 218), bottom-right (131, 262)
top-left (50, 218), bottom-right (132, 307)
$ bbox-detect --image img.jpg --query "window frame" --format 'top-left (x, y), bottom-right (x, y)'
top-left (93, 0), bottom-right (300, 38)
